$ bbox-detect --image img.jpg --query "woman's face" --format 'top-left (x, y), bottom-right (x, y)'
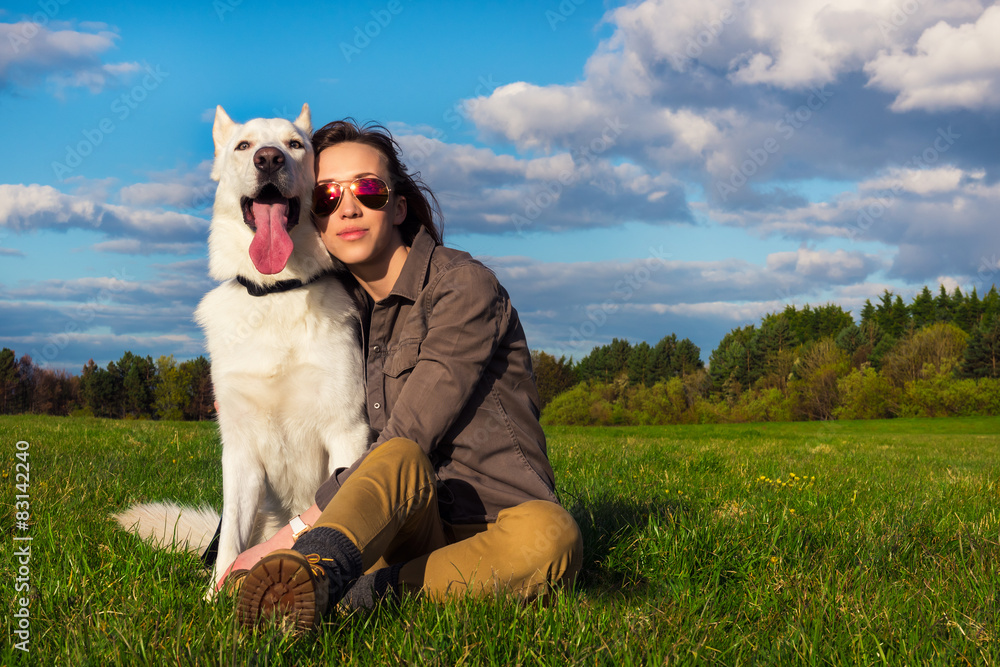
top-left (313, 141), bottom-right (407, 273)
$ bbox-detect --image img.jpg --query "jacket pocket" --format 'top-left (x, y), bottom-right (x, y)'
top-left (383, 340), bottom-right (419, 378)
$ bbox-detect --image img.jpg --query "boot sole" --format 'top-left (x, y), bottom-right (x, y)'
top-left (236, 552), bottom-right (328, 634)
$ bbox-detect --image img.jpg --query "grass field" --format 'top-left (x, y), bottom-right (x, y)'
top-left (2, 414), bottom-right (999, 665)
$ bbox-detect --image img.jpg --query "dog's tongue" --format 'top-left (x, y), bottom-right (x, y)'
top-left (248, 199), bottom-right (293, 275)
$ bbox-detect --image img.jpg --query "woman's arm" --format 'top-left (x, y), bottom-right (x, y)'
top-left (216, 503), bottom-right (323, 590)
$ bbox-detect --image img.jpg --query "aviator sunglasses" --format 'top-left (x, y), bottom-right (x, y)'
top-left (312, 177), bottom-right (392, 216)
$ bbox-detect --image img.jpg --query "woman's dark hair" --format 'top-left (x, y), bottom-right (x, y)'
top-left (312, 119), bottom-right (442, 246)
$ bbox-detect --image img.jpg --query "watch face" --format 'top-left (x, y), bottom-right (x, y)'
top-left (290, 516), bottom-right (309, 539)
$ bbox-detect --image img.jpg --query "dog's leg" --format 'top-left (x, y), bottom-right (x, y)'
top-left (211, 443), bottom-right (265, 593)
top-left (323, 420), bottom-right (373, 477)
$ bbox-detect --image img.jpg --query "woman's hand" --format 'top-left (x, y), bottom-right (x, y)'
top-left (215, 525), bottom-right (294, 592)
top-left (215, 504), bottom-right (322, 592)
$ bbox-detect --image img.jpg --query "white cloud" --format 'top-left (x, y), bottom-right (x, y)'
top-left (0, 21), bottom-right (136, 94)
top-left (602, 0), bottom-right (985, 89)
top-left (709, 165), bottom-right (1000, 282)
top-left (464, 0), bottom-right (991, 189)
top-left (0, 183), bottom-right (208, 246)
top-left (3, 270), bottom-right (209, 303)
top-left (859, 166), bottom-right (974, 196)
top-left (485, 249), bottom-right (890, 356)
top-left (90, 240), bottom-right (203, 255)
top-left (490, 247), bottom-right (881, 315)
top-left (395, 133), bottom-right (690, 233)
top-left (118, 160), bottom-right (215, 210)
top-left (641, 300), bottom-right (789, 321)
top-left (865, 5), bottom-right (1000, 111)
top-left (765, 247), bottom-right (888, 281)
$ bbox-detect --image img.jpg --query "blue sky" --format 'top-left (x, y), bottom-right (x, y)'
top-left (2, 0), bottom-right (1000, 372)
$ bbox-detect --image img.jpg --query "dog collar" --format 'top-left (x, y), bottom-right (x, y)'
top-left (236, 275), bottom-right (317, 297)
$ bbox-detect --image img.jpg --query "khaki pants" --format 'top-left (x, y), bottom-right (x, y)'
top-left (312, 437), bottom-right (583, 601)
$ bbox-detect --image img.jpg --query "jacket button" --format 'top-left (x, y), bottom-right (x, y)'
top-left (373, 402), bottom-right (381, 409)
top-left (372, 344), bottom-right (380, 353)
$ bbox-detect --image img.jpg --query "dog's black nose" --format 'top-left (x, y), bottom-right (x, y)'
top-left (253, 147), bottom-right (284, 175)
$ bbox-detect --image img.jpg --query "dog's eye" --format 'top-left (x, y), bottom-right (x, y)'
top-left (236, 141), bottom-right (250, 151)
top-left (289, 140), bottom-right (303, 150)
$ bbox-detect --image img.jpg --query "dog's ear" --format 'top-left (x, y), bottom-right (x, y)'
top-left (211, 106), bottom-right (237, 181)
top-left (212, 106), bottom-right (237, 155)
top-left (293, 103), bottom-right (312, 136)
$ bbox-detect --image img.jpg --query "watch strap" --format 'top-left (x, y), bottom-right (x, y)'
top-left (289, 515), bottom-right (310, 540)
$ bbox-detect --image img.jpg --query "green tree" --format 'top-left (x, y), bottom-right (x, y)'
top-left (859, 299), bottom-right (876, 327)
top-left (959, 313), bottom-right (1000, 379)
top-left (13, 354), bottom-right (35, 414)
top-left (956, 287), bottom-right (982, 333)
top-left (935, 285), bottom-right (953, 322)
top-left (910, 286), bottom-right (936, 329)
top-left (983, 286), bottom-right (999, 321)
top-left (875, 290), bottom-right (909, 338)
top-left (649, 334), bottom-right (678, 382)
top-left (951, 286), bottom-right (965, 323)
top-left (79, 358), bottom-right (120, 418)
top-left (115, 351), bottom-right (155, 419)
top-left (751, 314), bottom-right (794, 384)
top-left (834, 365), bottom-right (896, 420)
top-left (835, 323), bottom-right (861, 356)
top-left (880, 322), bottom-right (968, 387)
top-left (154, 355), bottom-right (190, 421)
top-left (180, 356), bottom-right (214, 420)
top-left (530, 350), bottom-right (578, 410)
top-left (708, 324), bottom-right (756, 391)
top-left (790, 339), bottom-right (850, 420)
top-left (626, 341), bottom-right (654, 386)
top-left (0, 348), bottom-right (17, 414)
top-left (674, 338), bottom-right (703, 375)
top-left (576, 338), bottom-right (632, 384)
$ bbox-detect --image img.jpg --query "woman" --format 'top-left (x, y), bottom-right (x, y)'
top-left (225, 120), bottom-right (582, 633)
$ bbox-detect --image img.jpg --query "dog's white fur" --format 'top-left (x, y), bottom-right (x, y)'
top-left (115, 105), bottom-right (370, 594)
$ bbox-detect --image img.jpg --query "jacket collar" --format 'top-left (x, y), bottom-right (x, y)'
top-left (385, 226), bottom-right (437, 302)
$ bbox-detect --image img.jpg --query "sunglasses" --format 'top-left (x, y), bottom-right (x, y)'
top-left (312, 177), bottom-right (392, 216)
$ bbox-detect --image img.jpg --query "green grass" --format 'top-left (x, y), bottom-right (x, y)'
top-left (2, 415), bottom-right (999, 665)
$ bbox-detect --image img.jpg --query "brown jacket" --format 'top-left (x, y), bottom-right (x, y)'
top-left (315, 227), bottom-right (558, 523)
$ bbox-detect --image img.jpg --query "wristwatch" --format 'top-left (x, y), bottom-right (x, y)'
top-left (289, 515), bottom-right (310, 540)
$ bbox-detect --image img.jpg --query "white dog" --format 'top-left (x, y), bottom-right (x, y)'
top-left (115, 105), bottom-right (370, 594)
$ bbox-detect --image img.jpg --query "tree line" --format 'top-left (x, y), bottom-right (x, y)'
top-left (4, 283), bottom-right (998, 424)
top-left (0, 350), bottom-right (214, 420)
top-left (538, 284), bottom-right (1000, 425)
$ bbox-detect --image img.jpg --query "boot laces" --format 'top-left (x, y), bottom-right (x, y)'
top-left (302, 553), bottom-right (336, 579)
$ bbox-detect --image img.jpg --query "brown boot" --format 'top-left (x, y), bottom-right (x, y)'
top-left (220, 569), bottom-right (248, 598)
top-left (236, 550), bottom-right (332, 634)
